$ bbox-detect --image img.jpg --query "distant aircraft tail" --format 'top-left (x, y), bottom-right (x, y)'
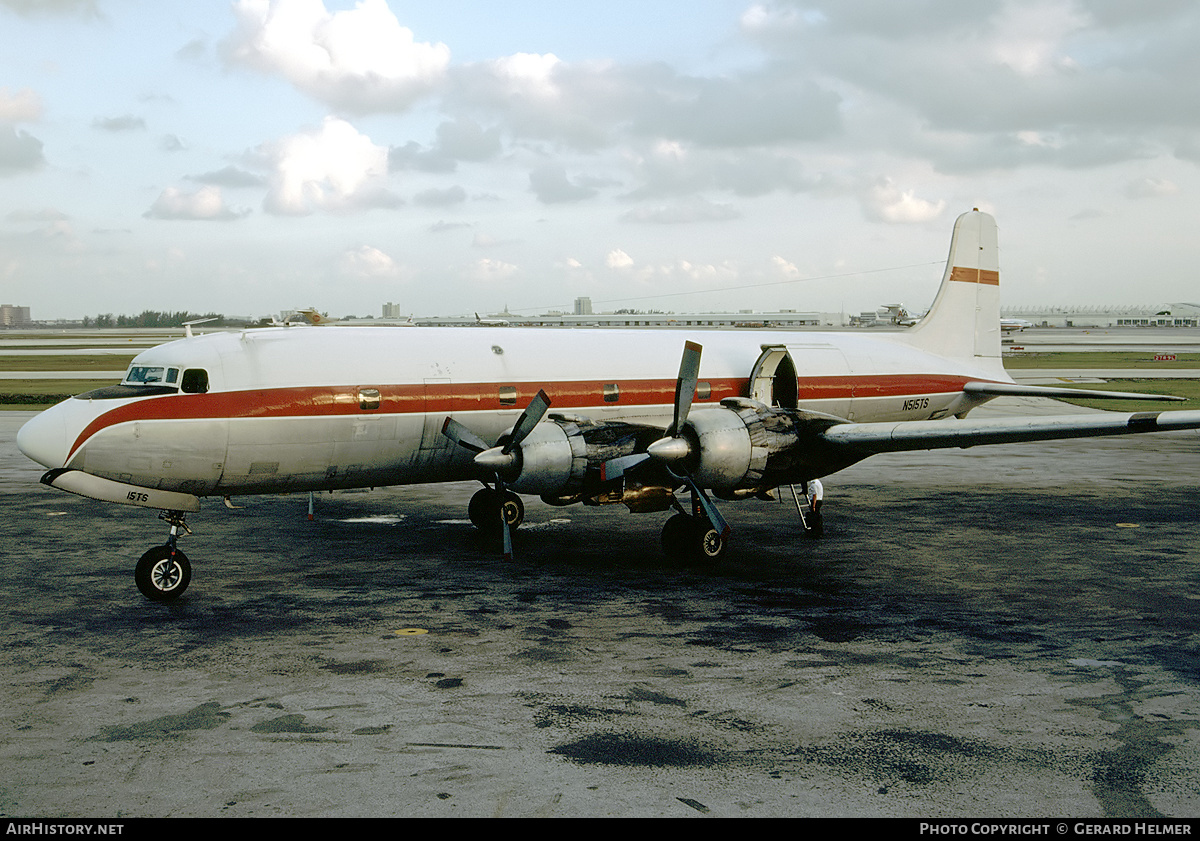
top-left (904, 210), bottom-right (1003, 373)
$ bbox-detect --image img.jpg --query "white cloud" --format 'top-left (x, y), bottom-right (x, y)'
top-left (861, 178), bottom-right (945, 223)
top-left (529, 164), bottom-right (599, 203)
top-left (340, 244), bottom-right (399, 278)
top-left (606, 249), bottom-right (633, 270)
top-left (259, 117), bottom-right (397, 215)
top-left (772, 255), bottom-right (801, 278)
top-left (92, 115), bottom-right (145, 132)
top-left (0, 88), bottom-right (42, 122)
top-left (620, 197), bottom-right (739, 224)
top-left (144, 186), bottom-right (250, 221)
top-left (0, 126), bottom-right (45, 175)
top-left (1125, 177), bottom-right (1179, 199)
top-left (0, 0), bottom-right (98, 17)
top-left (413, 184), bottom-right (467, 207)
top-left (225, 0), bottom-right (450, 112)
top-left (987, 1), bottom-right (1088, 77)
top-left (469, 257), bottom-right (518, 283)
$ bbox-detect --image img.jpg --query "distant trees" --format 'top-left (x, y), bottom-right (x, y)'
top-left (81, 311), bottom-right (228, 328)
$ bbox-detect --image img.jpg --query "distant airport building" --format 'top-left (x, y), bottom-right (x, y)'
top-left (408, 309), bottom-right (839, 328)
top-left (0, 304), bottom-right (31, 326)
top-left (382, 301), bottom-right (403, 319)
top-left (1000, 303), bottom-right (1200, 328)
top-left (574, 297), bottom-right (593, 316)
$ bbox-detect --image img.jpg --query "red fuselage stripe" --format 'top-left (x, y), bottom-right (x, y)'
top-left (68, 373), bottom-right (978, 459)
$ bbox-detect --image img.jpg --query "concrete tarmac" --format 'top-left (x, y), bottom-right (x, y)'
top-left (2, 405), bottom-right (1200, 818)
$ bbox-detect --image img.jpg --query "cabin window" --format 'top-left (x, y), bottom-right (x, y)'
top-left (181, 368), bottom-right (209, 394)
top-left (358, 388), bottom-right (380, 411)
top-left (602, 383), bottom-right (620, 403)
top-left (498, 386), bottom-right (517, 406)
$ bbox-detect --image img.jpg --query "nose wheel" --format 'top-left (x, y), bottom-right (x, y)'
top-left (134, 511), bottom-right (193, 601)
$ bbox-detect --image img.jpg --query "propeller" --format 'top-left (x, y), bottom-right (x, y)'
top-left (442, 389), bottom-right (552, 559)
top-left (612, 341), bottom-right (731, 542)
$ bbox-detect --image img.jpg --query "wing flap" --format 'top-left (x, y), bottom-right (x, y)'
top-left (820, 410), bottom-right (1200, 454)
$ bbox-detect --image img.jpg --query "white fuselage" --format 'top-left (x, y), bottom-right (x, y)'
top-left (19, 324), bottom-right (1007, 498)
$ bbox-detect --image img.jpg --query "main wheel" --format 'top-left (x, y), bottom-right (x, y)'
top-left (661, 514), bottom-right (726, 566)
top-left (660, 513), bottom-right (695, 561)
top-left (468, 488), bottom-right (524, 533)
top-left (694, 524), bottom-right (727, 564)
top-left (135, 546), bottom-right (192, 601)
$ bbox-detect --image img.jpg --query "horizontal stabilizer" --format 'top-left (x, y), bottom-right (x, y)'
top-left (820, 410), bottom-right (1200, 454)
top-left (964, 381), bottom-right (1185, 403)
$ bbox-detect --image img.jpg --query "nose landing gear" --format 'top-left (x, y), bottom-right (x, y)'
top-left (134, 511), bottom-right (193, 601)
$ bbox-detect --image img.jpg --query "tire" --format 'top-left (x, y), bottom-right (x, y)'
top-left (661, 513), bottom-right (694, 560)
top-left (468, 488), bottom-right (524, 533)
top-left (661, 514), bottom-right (726, 566)
top-left (468, 488), bottom-right (497, 531)
top-left (135, 545), bottom-right (192, 601)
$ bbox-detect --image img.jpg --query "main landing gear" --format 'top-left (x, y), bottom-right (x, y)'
top-left (134, 511), bottom-right (192, 601)
top-left (660, 511), bottom-right (726, 565)
top-left (468, 487), bottom-right (524, 534)
top-left (659, 481), bottom-right (730, 566)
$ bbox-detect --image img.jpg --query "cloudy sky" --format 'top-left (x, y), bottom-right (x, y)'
top-left (2, 0), bottom-right (1198, 321)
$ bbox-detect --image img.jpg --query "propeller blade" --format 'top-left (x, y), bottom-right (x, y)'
top-left (501, 505), bottom-right (514, 561)
top-left (441, 417), bottom-right (488, 454)
top-left (503, 389), bottom-right (551, 454)
top-left (672, 341), bottom-right (702, 436)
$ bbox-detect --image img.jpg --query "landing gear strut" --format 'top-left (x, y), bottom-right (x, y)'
top-left (134, 511), bottom-right (192, 601)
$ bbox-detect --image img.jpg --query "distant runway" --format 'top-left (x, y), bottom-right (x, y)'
top-left (2, 403), bottom-right (1199, 818)
top-left (1003, 326), bottom-right (1200, 353)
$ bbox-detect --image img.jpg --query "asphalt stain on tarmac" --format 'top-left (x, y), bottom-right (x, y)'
top-left (549, 732), bottom-right (722, 767)
top-left (250, 714), bottom-right (330, 734)
top-left (92, 701), bottom-right (230, 742)
top-left (789, 727), bottom-right (1027, 788)
top-left (1068, 668), bottom-right (1186, 818)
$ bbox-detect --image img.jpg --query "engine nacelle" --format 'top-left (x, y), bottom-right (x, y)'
top-left (675, 398), bottom-right (806, 490)
top-left (495, 419), bottom-right (589, 496)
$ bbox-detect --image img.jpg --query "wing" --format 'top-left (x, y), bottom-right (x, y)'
top-left (819, 409), bottom-right (1200, 454)
top-left (963, 381), bottom-right (1185, 402)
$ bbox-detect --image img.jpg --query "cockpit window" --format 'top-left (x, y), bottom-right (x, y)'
top-left (181, 369), bottom-right (209, 394)
top-left (124, 365), bottom-right (179, 385)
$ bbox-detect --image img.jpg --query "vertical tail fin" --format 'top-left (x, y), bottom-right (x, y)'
top-left (905, 210), bottom-right (1002, 372)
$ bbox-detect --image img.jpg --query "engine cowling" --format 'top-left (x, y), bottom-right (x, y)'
top-left (490, 419), bottom-right (589, 495)
top-left (656, 397), bottom-right (808, 490)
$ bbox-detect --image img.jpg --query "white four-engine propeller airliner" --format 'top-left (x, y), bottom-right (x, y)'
top-left (17, 210), bottom-right (1200, 601)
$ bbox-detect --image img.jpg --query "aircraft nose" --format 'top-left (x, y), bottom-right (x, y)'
top-left (17, 407), bottom-right (71, 469)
